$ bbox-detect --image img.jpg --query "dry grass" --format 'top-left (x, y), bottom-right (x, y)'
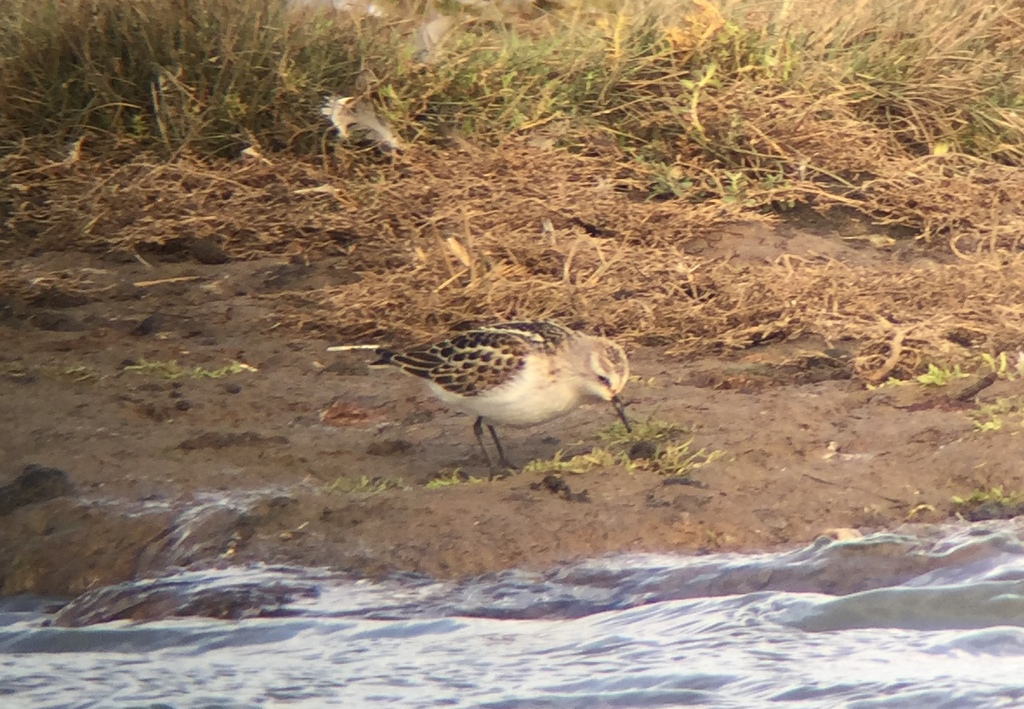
top-left (3, 0), bottom-right (1024, 380)
top-left (6, 141), bottom-right (1024, 381)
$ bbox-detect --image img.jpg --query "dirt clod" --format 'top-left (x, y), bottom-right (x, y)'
top-left (190, 238), bottom-right (230, 265)
top-left (628, 441), bottom-right (658, 460)
top-left (531, 475), bottom-right (591, 503)
top-left (0, 465), bottom-right (74, 516)
top-left (132, 313), bottom-right (167, 336)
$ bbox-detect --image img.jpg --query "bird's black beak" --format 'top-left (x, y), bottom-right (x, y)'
top-left (611, 395), bottom-right (632, 433)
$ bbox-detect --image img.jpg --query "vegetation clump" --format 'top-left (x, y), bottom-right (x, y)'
top-left (951, 487), bottom-right (1024, 522)
top-left (325, 475), bottom-right (408, 494)
top-left (122, 358), bottom-right (256, 379)
top-left (526, 418), bottom-right (722, 478)
top-left (426, 469), bottom-right (484, 488)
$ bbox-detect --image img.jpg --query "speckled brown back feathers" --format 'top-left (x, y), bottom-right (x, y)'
top-left (371, 328), bottom-right (537, 396)
top-left (471, 321), bottom-right (575, 351)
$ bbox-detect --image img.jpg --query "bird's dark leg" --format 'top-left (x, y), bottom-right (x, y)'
top-left (486, 423), bottom-right (514, 472)
top-left (472, 416), bottom-right (495, 472)
top-left (473, 417), bottom-right (514, 480)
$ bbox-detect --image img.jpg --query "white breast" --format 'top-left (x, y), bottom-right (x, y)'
top-left (426, 353), bottom-right (586, 428)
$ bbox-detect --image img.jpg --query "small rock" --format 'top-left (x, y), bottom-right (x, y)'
top-left (628, 440), bottom-right (658, 460)
top-left (530, 474), bottom-right (590, 503)
top-left (191, 238), bottom-right (230, 265)
top-left (225, 383), bottom-right (242, 394)
top-left (132, 313), bottom-right (166, 336)
top-left (174, 399), bottom-right (192, 412)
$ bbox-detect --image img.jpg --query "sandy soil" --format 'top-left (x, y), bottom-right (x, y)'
top-left (2, 220), bottom-right (1023, 598)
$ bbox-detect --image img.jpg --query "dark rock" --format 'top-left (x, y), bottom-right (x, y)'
top-left (132, 313), bottom-right (166, 336)
top-left (0, 465), bottom-right (74, 516)
top-left (628, 440), bottom-right (658, 460)
top-left (190, 237), bottom-right (230, 265)
top-left (174, 399), bottom-right (193, 412)
top-left (225, 383), bottom-right (242, 394)
top-left (530, 474), bottom-right (590, 503)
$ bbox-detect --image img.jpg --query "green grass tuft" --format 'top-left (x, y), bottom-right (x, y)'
top-left (599, 417), bottom-right (685, 446)
top-left (951, 486), bottom-right (1024, 521)
top-left (970, 397), bottom-right (1024, 433)
top-left (425, 468), bottom-right (484, 488)
top-left (523, 447), bottom-right (622, 475)
top-left (526, 417), bottom-right (722, 478)
top-left (324, 475), bottom-right (407, 494)
top-left (123, 358), bottom-right (256, 379)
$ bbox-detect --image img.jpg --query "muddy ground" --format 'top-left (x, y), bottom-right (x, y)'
top-left (2, 218), bottom-right (1023, 599)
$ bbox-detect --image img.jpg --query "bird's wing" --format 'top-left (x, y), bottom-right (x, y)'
top-left (381, 329), bottom-right (532, 396)
top-left (474, 321), bottom-right (574, 351)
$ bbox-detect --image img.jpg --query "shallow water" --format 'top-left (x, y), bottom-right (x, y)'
top-left (5, 526), bottom-right (1024, 708)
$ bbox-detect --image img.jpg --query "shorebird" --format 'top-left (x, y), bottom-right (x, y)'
top-left (329, 320), bottom-right (631, 475)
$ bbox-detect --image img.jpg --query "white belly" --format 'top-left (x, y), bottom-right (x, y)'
top-left (425, 355), bottom-right (587, 428)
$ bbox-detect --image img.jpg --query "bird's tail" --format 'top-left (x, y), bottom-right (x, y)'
top-left (325, 343), bottom-right (395, 367)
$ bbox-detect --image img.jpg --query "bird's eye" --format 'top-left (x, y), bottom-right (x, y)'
top-left (597, 375), bottom-right (611, 388)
